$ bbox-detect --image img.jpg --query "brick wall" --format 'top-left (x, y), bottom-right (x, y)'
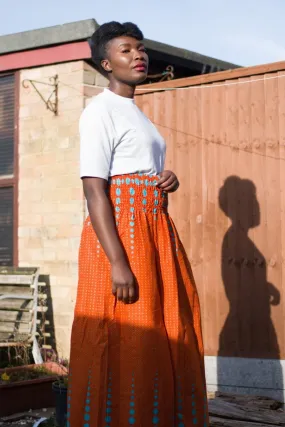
top-left (19, 61), bottom-right (108, 356)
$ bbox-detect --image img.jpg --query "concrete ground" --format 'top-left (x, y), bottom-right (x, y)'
top-left (0, 408), bottom-right (54, 427)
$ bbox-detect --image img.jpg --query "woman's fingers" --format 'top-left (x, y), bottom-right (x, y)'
top-left (163, 180), bottom-right (180, 193)
top-left (115, 285), bottom-right (137, 304)
top-left (157, 175), bottom-right (170, 186)
top-left (157, 171), bottom-right (179, 192)
top-left (128, 286), bottom-right (136, 304)
top-left (116, 287), bottom-right (123, 302)
top-left (122, 287), bottom-right (129, 304)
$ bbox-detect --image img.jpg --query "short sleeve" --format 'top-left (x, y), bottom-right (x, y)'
top-left (79, 102), bottom-right (114, 180)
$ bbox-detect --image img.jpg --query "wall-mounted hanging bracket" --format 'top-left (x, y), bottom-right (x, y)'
top-left (148, 65), bottom-right (175, 83)
top-left (22, 75), bottom-right (58, 115)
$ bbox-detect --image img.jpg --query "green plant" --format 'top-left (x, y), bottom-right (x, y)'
top-left (51, 357), bottom-right (69, 388)
top-left (0, 365), bottom-right (55, 385)
top-left (0, 344), bottom-right (32, 368)
top-left (52, 368), bottom-right (68, 389)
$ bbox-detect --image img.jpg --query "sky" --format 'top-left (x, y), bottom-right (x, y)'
top-left (0, 0), bottom-right (285, 67)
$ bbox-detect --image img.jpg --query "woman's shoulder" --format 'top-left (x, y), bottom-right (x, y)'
top-left (80, 92), bottom-right (112, 125)
top-left (84, 91), bottom-right (110, 113)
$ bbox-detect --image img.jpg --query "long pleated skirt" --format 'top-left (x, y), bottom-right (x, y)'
top-left (68, 174), bottom-right (209, 427)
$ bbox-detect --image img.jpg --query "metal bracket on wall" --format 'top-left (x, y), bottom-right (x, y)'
top-left (22, 75), bottom-right (58, 116)
top-left (147, 65), bottom-right (175, 83)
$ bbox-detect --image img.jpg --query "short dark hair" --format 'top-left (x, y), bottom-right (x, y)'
top-left (89, 21), bottom-right (144, 74)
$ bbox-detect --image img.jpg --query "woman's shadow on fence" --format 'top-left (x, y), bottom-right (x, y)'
top-left (217, 176), bottom-right (283, 401)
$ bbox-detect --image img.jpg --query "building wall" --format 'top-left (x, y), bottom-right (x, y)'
top-left (18, 60), bottom-right (107, 356)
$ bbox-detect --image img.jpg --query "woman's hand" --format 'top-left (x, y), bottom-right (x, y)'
top-left (157, 170), bottom-right (179, 193)
top-left (112, 260), bottom-right (138, 304)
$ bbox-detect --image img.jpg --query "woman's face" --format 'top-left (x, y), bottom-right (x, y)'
top-left (102, 36), bottom-right (149, 85)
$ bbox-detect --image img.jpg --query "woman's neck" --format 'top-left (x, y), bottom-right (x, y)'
top-left (108, 80), bottom-right (135, 99)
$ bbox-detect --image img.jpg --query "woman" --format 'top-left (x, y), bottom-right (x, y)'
top-left (68, 21), bottom-right (208, 427)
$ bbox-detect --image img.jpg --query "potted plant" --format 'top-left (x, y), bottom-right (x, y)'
top-left (52, 375), bottom-right (68, 427)
top-left (0, 361), bottom-right (68, 417)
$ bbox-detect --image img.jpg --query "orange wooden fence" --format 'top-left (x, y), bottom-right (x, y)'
top-left (136, 61), bottom-right (285, 360)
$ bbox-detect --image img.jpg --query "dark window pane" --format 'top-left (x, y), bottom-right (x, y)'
top-left (0, 186), bottom-right (13, 266)
top-left (0, 75), bottom-right (15, 176)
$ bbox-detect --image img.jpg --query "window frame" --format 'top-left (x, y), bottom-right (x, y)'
top-left (0, 71), bottom-right (19, 266)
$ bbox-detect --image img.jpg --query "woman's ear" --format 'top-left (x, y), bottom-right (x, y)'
top-left (101, 59), bottom-right (112, 73)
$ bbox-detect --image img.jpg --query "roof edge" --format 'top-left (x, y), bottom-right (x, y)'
top-left (0, 19), bottom-right (99, 55)
top-left (144, 38), bottom-right (240, 70)
top-left (0, 19), bottom-right (239, 72)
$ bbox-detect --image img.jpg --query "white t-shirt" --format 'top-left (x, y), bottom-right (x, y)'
top-left (79, 89), bottom-right (166, 180)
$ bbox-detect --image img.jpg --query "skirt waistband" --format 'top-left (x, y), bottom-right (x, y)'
top-left (108, 174), bottom-right (168, 213)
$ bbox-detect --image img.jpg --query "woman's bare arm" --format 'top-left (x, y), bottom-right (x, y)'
top-left (83, 177), bottom-right (137, 304)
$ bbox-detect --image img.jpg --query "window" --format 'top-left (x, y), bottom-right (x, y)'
top-left (0, 74), bottom-right (17, 266)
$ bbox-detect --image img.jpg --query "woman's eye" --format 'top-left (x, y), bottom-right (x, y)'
top-left (122, 49), bottom-right (130, 53)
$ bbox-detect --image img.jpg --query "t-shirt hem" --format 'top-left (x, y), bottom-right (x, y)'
top-left (80, 173), bottom-right (109, 180)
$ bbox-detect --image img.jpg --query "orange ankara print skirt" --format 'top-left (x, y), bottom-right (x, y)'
top-left (68, 174), bottom-right (209, 427)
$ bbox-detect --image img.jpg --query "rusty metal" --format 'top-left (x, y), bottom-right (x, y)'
top-left (136, 69), bottom-right (285, 359)
top-left (147, 65), bottom-right (174, 83)
top-left (138, 61), bottom-right (285, 95)
top-left (22, 74), bottom-right (58, 115)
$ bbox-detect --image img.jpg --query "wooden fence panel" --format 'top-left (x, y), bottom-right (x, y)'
top-left (136, 69), bottom-right (285, 359)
